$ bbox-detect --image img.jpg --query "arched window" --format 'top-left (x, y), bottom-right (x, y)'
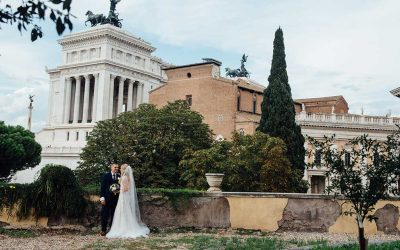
top-left (252, 93), bottom-right (257, 113)
top-left (237, 90), bottom-right (241, 111)
top-left (185, 95), bottom-right (192, 107)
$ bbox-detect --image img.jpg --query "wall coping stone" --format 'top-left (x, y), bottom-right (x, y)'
top-left (207, 192), bottom-right (400, 201)
top-left (97, 192), bottom-right (400, 201)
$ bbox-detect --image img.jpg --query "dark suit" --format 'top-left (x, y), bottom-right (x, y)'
top-left (100, 172), bottom-right (120, 233)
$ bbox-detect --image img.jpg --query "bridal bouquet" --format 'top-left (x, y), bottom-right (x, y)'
top-left (109, 183), bottom-right (120, 194)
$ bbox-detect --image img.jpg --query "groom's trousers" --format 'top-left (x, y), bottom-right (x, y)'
top-left (101, 197), bottom-right (118, 232)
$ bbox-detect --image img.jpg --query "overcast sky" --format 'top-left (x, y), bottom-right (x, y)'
top-left (1, 0), bottom-right (399, 132)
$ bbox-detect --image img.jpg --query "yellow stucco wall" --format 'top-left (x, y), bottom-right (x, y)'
top-left (227, 197), bottom-right (288, 231)
top-left (329, 200), bottom-right (400, 234)
top-left (227, 196), bottom-right (400, 235)
top-left (0, 208), bottom-right (47, 227)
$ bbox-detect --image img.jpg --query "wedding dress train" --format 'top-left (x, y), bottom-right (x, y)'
top-left (106, 166), bottom-right (149, 238)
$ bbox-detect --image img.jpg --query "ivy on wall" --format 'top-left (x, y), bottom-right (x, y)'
top-left (0, 164), bottom-right (86, 219)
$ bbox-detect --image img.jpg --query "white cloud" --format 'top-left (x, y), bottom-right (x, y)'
top-left (0, 80), bottom-right (48, 132)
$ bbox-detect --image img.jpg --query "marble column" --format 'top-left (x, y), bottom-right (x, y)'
top-left (64, 77), bottom-right (72, 124)
top-left (109, 75), bottom-right (116, 118)
top-left (133, 81), bottom-right (138, 108)
top-left (127, 79), bottom-right (133, 111)
top-left (92, 73), bottom-right (99, 122)
top-left (136, 82), bottom-right (143, 107)
top-left (82, 75), bottom-right (91, 123)
top-left (73, 76), bottom-right (82, 123)
top-left (117, 77), bottom-right (125, 115)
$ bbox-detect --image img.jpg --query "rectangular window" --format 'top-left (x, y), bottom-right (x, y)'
top-left (373, 151), bottom-right (380, 167)
top-left (344, 152), bottom-right (351, 166)
top-left (186, 95), bottom-right (192, 107)
top-left (311, 176), bottom-right (326, 194)
top-left (314, 149), bottom-right (322, 167)
top-left (85, 131), bottom-right (89, 140)
top-left (237, 95), bottom-right (241, 111)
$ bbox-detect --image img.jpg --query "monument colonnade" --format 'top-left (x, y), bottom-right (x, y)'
top-left (63, 73), bottom-right (144, 124)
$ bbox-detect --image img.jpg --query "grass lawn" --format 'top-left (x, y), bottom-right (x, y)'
top-left (82, 235), bottom-right (400, 250)
top-left (311, 241), bottom-right (400, 250)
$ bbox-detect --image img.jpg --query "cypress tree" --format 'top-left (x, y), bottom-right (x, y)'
top-left (257, 27), bottom-right (305, 172)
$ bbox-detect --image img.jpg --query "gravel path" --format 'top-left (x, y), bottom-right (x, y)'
top-left (0, 229), bottom-right (399, 250)
top-left (0, 234), bottom-right (103, 250)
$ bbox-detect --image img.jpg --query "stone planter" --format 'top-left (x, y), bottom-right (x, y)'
top-left (205, 173), bottom-right (224, 192)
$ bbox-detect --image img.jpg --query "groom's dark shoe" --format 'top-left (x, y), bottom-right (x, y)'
top-left (100, 231), bottom-right (106, 236)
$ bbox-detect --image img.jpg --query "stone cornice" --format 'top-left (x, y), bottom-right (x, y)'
top-left (58, 25), bottom-right (155, 53)
top-left (48, 60), bottom-right (164, 81)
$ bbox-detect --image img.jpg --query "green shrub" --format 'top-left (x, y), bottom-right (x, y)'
top-left (180, 140), bottom-right (232, 190)
top-left (0, 164), bottom-right (86, 219)
top-left (31, 164), bottom-right (86, 218)
top-left (0, 182), bottom-right (33, 217)
top-left (181, 132), bottom-right (307, 192)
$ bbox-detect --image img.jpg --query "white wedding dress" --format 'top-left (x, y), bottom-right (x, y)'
top-left (106, 166), bottom-right (150, 238)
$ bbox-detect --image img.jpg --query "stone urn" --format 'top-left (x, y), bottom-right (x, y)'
top-left (205, 173), bottom-right (224, 192)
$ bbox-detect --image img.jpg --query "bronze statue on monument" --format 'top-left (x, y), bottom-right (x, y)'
top-left (225, 54), bottom-right (251, 78)
top-left (85, 0), bottom-right (123, 28)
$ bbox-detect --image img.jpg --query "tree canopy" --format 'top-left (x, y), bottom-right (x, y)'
top-left (75, 101), bottom-right (214, 188)
top-left (257, 27), bottom-right (305, 173)
top-left (0, 0), bottom-right (73, 41)
top-left (0, 121), bottom-right (42, 180)
top-left (181, 132), bottom-right (308, 192)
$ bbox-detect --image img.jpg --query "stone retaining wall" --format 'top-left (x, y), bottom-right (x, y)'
top-left (1, 193), bottom-right (400, 235)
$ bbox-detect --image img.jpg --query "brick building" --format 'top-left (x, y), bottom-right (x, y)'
top-left (149, 59), bottom-right (264, 139)
top-left (294, 96), bottom-right (349, 114)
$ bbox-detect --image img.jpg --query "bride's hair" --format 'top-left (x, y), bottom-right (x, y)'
top-left (120, 164), bottom-right (129, 176)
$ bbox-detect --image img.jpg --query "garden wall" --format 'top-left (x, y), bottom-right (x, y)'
top-left (1, 193), bottom-right (400, 235)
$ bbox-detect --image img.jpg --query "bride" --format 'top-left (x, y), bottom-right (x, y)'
top-left (106, 164), bottom-right (150, 238)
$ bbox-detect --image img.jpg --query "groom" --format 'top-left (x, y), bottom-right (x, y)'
top-left (100, 163), bottom-right (120, 236)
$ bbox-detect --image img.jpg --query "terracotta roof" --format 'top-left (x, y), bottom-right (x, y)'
top-left (235, 78), bottom-right (265, 93)
top-left (163, 61), bottom-right (220, 70)
top-left (294, 95), bottom-right (344, 103)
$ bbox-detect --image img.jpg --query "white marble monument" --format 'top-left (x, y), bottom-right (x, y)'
top-left (16, 25), bottom-right (166, 182)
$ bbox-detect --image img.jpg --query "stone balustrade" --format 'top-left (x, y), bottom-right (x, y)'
top-left (296, 112), bottom-right (400, 129)
top-left (41, 146), bottom-right (82, 155)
